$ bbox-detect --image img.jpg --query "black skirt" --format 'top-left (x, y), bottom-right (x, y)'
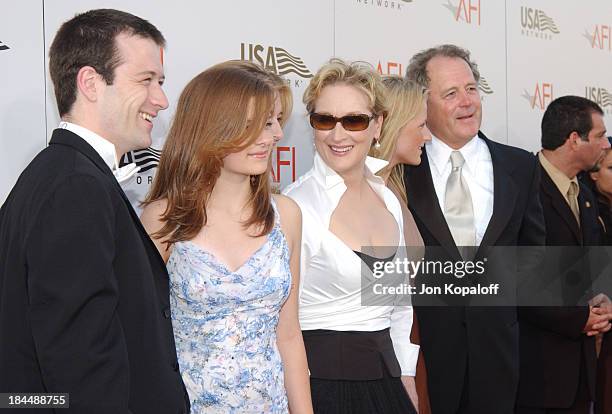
top-left (303, 329), bottom-right (417, 414)
top-left (310, 368), bottom-right (417, 414)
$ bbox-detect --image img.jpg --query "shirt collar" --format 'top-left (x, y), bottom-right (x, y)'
top-left (538, 151), bottom-right (578, 197)
top-left (58, 121), bottom-right (119, 172)
top-left (312, 151), bottom-right (389, 189)
top-left (427, 133), bottom-right (480, 176)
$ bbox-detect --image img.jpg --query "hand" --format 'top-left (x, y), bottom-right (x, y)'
top-left (401, 376), bottom-right (419, 413)
top-left (583, 304), bottom-right (612, 336)
top-left (589, 293), bottom-right (611, 307)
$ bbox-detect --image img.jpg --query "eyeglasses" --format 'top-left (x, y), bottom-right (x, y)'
top-left (309, 113), bottom-right (375, 132)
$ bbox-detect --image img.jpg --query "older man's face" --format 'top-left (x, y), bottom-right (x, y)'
top-left (425, 56), bottom-right (482, 149)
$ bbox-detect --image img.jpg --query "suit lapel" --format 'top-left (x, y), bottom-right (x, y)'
top-left (49, 129), bottom-right (169, 272)
top-left (405, 149), bottom-right (461, 260)
top-left (540, 163), bottom-right (582, 244)
top-left (478, 133), bottom-right (518, 251)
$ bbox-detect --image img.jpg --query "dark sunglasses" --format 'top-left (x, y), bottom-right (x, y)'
top-left (309, 113), bottom-right (375, 132)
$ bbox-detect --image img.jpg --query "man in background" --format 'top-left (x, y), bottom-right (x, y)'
top-left (517, 95), bottom-right (612, 414)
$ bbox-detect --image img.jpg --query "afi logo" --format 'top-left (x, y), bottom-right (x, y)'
top-left (586, 25), bottom-right (611, 51)
top-left (240, 43), bottom-right (312, 78)
top-left (271, 146), bottom-right (297, 183)
top-left (585, 87), bottom-right (612, 109)
top-left (523, 83), bottom-right (553, 110)
top-left (376, 61), bottom-right (404, 76)
top-left (443, 0), bottom-right (480, 26)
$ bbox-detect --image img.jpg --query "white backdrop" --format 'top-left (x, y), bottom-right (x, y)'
top-left (2, 0), bottom-right (612, 207)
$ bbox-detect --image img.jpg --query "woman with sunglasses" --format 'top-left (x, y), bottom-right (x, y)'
top-left (284, 59), bottom-right (419, 413)
top-left (140, 61), bottom-right (313, 413)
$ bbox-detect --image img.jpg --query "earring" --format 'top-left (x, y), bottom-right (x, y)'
top-left (373, 138), bottom-right (381, 150)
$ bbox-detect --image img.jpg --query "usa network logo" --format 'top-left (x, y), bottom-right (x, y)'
top-left (355, 0), bottom-right (413, 13)
top-left (585, 86), bottom-right (612, 115)
top-left (521, 82), bottom-right (554, 110)
top-left (583, 25), bottom-right (611, 51)
top-left (478, 76), bottom-right (494, 97)
top-left (520, 7), bottom-right (559, 40)
top-left (120, 147), bottom-right (161, 184)
top-left (241, 43), bottom-right (312, 88)
top-left (443, 0), bottom-right (480, 26)
top-left (0, 40), bottom-right (10, 51)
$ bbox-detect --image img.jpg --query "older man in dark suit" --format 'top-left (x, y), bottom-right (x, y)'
top-left (404, 44), bottom-right (546, 414)
top-left (0, 9), bottom-right (188, 413)
top-left (516, 96), bottom-right (612, 414)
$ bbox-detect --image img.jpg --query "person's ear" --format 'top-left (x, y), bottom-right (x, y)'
top-left (75, 66), bottom-right (100, 103)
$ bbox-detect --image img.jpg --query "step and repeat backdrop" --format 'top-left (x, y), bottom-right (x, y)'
top-left (2, 0), bottom-right (612, 209)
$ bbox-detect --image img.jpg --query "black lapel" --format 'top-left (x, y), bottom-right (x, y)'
top-left (405, 147), bottom-right (461, 260)
top-left (539, 163), bottom-right (582, 244)
top-left (477, 132), bottom-right (518, 251)
top-left (49, 128), bottom-right (169, 272)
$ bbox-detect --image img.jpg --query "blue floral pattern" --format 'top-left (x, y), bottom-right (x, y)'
top-left (168, 205), bottom-right (291, 413)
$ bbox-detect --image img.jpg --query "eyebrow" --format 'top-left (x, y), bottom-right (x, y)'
top-left (134, 70), bottom-right (165, 80)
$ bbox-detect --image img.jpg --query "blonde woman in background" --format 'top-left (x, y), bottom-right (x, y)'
top-left (369, 75), bottom-right (432, 414)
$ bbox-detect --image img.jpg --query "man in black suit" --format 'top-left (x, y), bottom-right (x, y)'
top-left (404, 44), bottom-right (546, 414)
top-left (0, 9), bottom-right (189, 413)
top-left (516, 96), bottom-right (612, 414)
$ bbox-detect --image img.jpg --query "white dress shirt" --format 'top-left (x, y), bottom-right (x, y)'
top-left (426, 135), bottom-right (494, 246)
top-left (283, 152), bottom-right (420, 376)
top-left (58, 122), bottom-right (139, 183)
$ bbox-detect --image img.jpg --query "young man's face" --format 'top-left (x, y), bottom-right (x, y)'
top-left (97, 33), bottom-right (168, 156)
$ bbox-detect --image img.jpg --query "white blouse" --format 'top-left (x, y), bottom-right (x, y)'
top-left (283, 152), bottom-right (420, 376)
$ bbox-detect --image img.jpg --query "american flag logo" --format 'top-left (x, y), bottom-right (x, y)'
top-left (119, 146), bottom-right (161, 173)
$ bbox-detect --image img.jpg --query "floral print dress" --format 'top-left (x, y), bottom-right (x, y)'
top-left (167, 204), bottom-right (291, 413)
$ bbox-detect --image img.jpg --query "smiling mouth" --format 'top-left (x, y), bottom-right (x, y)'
top-left (139, 112), bottom-right (154, 123)
top-left (329, 145), bottom-right (354, 155)
top-left (247, 150), bottom-right (270, 159)
top-left (457, 114), bottom-right (474, 121)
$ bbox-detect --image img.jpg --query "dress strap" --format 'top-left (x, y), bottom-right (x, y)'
top-left (270, 197), bottom-right (281, 226)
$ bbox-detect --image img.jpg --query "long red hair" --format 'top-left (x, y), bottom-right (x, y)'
top-left (144, 60), bottom-right (292, 245)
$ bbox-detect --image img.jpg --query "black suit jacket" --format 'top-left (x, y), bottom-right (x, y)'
top-left (404, 132), bottom-right (545, 414)
top-left (0, 129), bottom-right (188, 413)
top-left (516, 162), bottom-right (598, 409)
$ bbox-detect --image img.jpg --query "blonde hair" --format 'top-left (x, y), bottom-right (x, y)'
top-left (144, 60), bottom-right (292, 245)
top-left (370, 76), bottom-right (427, 206)
top-left (303, 58), bottom-right (388, 116)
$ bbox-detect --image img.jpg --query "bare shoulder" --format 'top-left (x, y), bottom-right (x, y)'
top-left (140, 198), bottom-right (168, 236)
top-left (272, 194), bottom-right (302, 246)
top-left (272, 194), bottom-right (302, 225)
top-left (140, 198), bottom-right (172, 262)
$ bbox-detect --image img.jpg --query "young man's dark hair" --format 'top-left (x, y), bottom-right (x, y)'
top-left (49, 8), bottom-right (165, 116)
top-left (541, 95), bottom-right (604, 150)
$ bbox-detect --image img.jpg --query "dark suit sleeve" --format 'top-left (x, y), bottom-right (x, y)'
top-left (517, 156), bottom-right (546, 247)
top-left (25, 175), bottom-right (132, 414)
top-left (517, 306), bottom-right (589, 339)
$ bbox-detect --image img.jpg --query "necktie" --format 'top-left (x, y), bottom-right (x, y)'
top-left (444, 151), bottom-right (476, 247)
top-left (567, 181), bottom-right (580, 226)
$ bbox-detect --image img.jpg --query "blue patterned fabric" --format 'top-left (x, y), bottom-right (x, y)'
top-left (168, 204), bottom-right (291, 413)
